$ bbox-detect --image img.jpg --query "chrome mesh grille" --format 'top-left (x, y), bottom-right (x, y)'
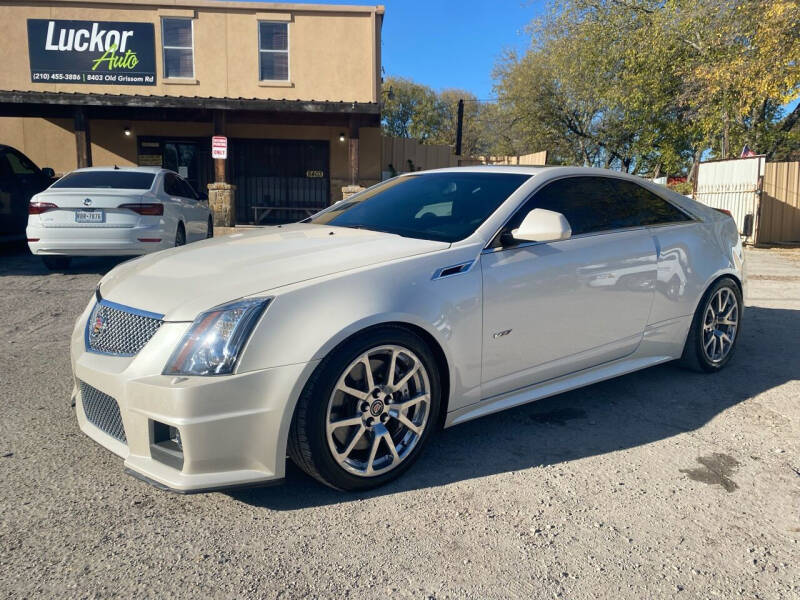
top-left (86, 302), bottom-right (162, 356)
top-left (79, 381), bottom-right (126, 443)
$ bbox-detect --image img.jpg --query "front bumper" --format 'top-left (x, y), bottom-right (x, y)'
top-left (71, 304), bottom-right (316, 492)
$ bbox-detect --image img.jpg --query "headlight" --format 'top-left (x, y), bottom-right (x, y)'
top-left (163, 298), bottom-right (270, 376)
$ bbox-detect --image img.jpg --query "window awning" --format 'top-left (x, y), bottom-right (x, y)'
top-left (0, 90), bottom-right (380, 125)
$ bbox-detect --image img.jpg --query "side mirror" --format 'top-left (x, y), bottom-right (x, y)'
top-left (41, 167), bottom-right (55, 179)
top-left (742, 213), bottom-right (754, 237)
top-left (511, 208), bottom-right (572, 243)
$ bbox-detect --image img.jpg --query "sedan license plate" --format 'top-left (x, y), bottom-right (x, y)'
top-left (75, 209), bottom-right (104, 223)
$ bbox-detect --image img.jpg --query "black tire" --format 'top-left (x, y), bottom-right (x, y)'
top-left (288, 326), bottom-right (442, 491)
top-left (206, 217), bottom-right (214, 239)
top-left (680, 277), bottom-right (742, 373)
top-left (175, 223), bottom-right (186, 247)
top-left (42, 256), bottom-right (71, 271)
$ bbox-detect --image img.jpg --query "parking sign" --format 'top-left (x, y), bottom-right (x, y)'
top-left (212, 136), bottom-right (228, 159)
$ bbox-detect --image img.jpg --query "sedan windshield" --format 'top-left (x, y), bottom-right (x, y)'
top-left (52, 171), bottom-right (155, 190)
top-left (308, 172), bottom-right (531, 242)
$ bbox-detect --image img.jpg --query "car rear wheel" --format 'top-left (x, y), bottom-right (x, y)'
top-left (175, 223), bottom-right (186, 247)
top-left (42, 256), bottom-right (71, 271)
top-left (288, 326), bottom-right (441, 490)
top-left (680, 277), bottom-right (742, 372)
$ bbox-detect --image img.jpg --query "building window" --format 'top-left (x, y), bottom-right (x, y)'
top-left (259, 22), bottom-right (289, 81)
top-left (162, 18), bottom-right (194, 79)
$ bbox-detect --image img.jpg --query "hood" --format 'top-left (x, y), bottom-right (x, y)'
top-left (98, 223), bottom-right (449, 321)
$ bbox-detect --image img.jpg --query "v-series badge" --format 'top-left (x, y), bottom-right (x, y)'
top-left (27, 19), bottom-right (156, 86)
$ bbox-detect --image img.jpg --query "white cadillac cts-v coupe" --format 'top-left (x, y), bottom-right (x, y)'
top-left (27, 167), bottom-right (212, 270)
top-left (71, 167), bottom-right (744, 492)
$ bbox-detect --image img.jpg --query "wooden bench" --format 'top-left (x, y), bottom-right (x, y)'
top-left (251, 205), bottom-right (325, 224)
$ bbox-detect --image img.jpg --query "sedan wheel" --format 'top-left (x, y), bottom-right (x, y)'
top-left (175, 224), bottom-right (186, 247)
top-left (681, 277), bottom-right (742, 372)
top-left (326, 345), bottom-right (431, 477)
top-left (701, 287), bottom-right (739, 364)
top-left (289, 327), bottom-right (441, 490)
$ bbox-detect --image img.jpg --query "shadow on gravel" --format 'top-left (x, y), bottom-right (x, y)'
top-left (230, 304), bottom-right (800, 510)
top-left (0, 243), bottom-right (131, 276)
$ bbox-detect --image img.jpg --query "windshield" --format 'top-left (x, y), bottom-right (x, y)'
top-left (308, 172), bottom-right (531, 242)
top-left (52, 171), bottom-right (155, 190)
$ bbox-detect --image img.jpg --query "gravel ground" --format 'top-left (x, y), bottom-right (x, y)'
top-left (1, 244), bottom-right (798, 599)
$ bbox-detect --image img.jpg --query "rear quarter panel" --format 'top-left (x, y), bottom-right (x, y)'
top-left (648, 216), bottom-right (743, 326)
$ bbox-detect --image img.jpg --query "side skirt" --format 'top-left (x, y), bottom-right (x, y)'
top-left (444, 353), bottom-right (675, 428)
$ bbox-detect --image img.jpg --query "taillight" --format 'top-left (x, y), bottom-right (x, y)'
top-left (29, 202), bottom-right (58, 214)
top-left (119, 203), bottom-right (164, 216)
top-left (714, 208), bottom-right (733, 217)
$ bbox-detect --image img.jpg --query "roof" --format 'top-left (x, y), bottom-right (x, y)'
top-left (71, 166), bottom-right (167, 173)
top-left (25, 0), bottom-right (385, 15)
top-left (0, 90), bottom-right (379, 114)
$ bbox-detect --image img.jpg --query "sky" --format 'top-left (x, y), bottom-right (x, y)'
top-left (263, 0), bottom-right (548, 98)
top-left (379, 0), bottom-right (546, 98)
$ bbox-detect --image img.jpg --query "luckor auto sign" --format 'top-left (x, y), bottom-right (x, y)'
top-left (27, 19), bottom-right (156, 85)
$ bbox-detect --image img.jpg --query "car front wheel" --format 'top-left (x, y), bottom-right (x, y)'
top-left (289, 326), bottom-right (441, 490)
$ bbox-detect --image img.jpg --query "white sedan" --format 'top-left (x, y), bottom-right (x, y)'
top-left (27, 166), bottom-right (212, 270)
top-left (70, 166), bottom-right (744, 493)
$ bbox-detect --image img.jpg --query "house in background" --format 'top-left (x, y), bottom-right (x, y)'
top-left (0, 0), bottom-right (384, 225)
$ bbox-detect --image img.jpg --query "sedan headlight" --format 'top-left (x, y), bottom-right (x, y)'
top-left (163, 298), bottom-right (270, 376)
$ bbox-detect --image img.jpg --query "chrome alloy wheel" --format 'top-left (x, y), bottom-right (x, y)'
top-left (702, 287), bottom-right (739, 363)
top-left (325, 345), bottom-right (431, 477)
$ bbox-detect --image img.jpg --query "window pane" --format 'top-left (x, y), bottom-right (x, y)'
top-left (164, 174), bottom-right (180, 196)
top-left (6, 151), bottom-right (37, 175)
top-left (163, 19), bottom-right (192, 47)
top-left (259, 52), bottom-right (288, 80)
top-left (609, 180), bottom-right (691, 226)
top-left (52, 171), bottom-right (155, 190)
top-left (512, 177), bottom-right (614, 236)
top-left (512, 176), bottom-right (692, 237)
top-left (309, 173), bottom-right (531, 243)
top-left (164, 48), bottom-right (193, 78)
top-left (176, 177), bottom-right (197, 199)
top-left (259, 22), bottom-right (288, 51)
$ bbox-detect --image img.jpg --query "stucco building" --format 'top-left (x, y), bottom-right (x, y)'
top-left (0, 0), bottom-right (384, 224)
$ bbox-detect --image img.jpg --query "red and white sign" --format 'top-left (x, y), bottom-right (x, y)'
top-left (212, 136), bottom-right (227, 159)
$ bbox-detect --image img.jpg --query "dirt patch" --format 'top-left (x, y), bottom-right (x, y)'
top-left (680, 453), bottom-right (740, 492)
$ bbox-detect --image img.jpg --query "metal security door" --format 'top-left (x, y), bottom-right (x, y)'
top-left (229, 139), bottom-right (330, 224)
top-left (695, 156), bottom-right (765, 243)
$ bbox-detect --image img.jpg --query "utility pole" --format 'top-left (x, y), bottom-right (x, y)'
top-left (455, 98), bottom-right (464, 157)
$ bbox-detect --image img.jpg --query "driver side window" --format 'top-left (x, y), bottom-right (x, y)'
top-left (504, 176), bottom-right (615, 239)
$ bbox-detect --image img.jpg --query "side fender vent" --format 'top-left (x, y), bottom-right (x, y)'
top-left (432, 260), bottom-right (475, 280)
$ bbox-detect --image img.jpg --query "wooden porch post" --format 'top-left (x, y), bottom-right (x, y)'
top-left (213, 109), bottom-right (227, 183)
top-left (348, 115), bottom-right (360, 185)
top-left (74, 107), bottom-right (92, 168)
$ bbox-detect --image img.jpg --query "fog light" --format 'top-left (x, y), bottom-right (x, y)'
top-left (169, 426), bottom-right (182, 450)
top-left (151, 420), bottom-right (184, 470)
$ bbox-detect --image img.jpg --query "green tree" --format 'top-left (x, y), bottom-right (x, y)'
top-left (381, 77), bottom-right (499, 157)
top-left (495, 0), bottom-right (800, 175)
top-left (381, 76), bottom-right (447, 142)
